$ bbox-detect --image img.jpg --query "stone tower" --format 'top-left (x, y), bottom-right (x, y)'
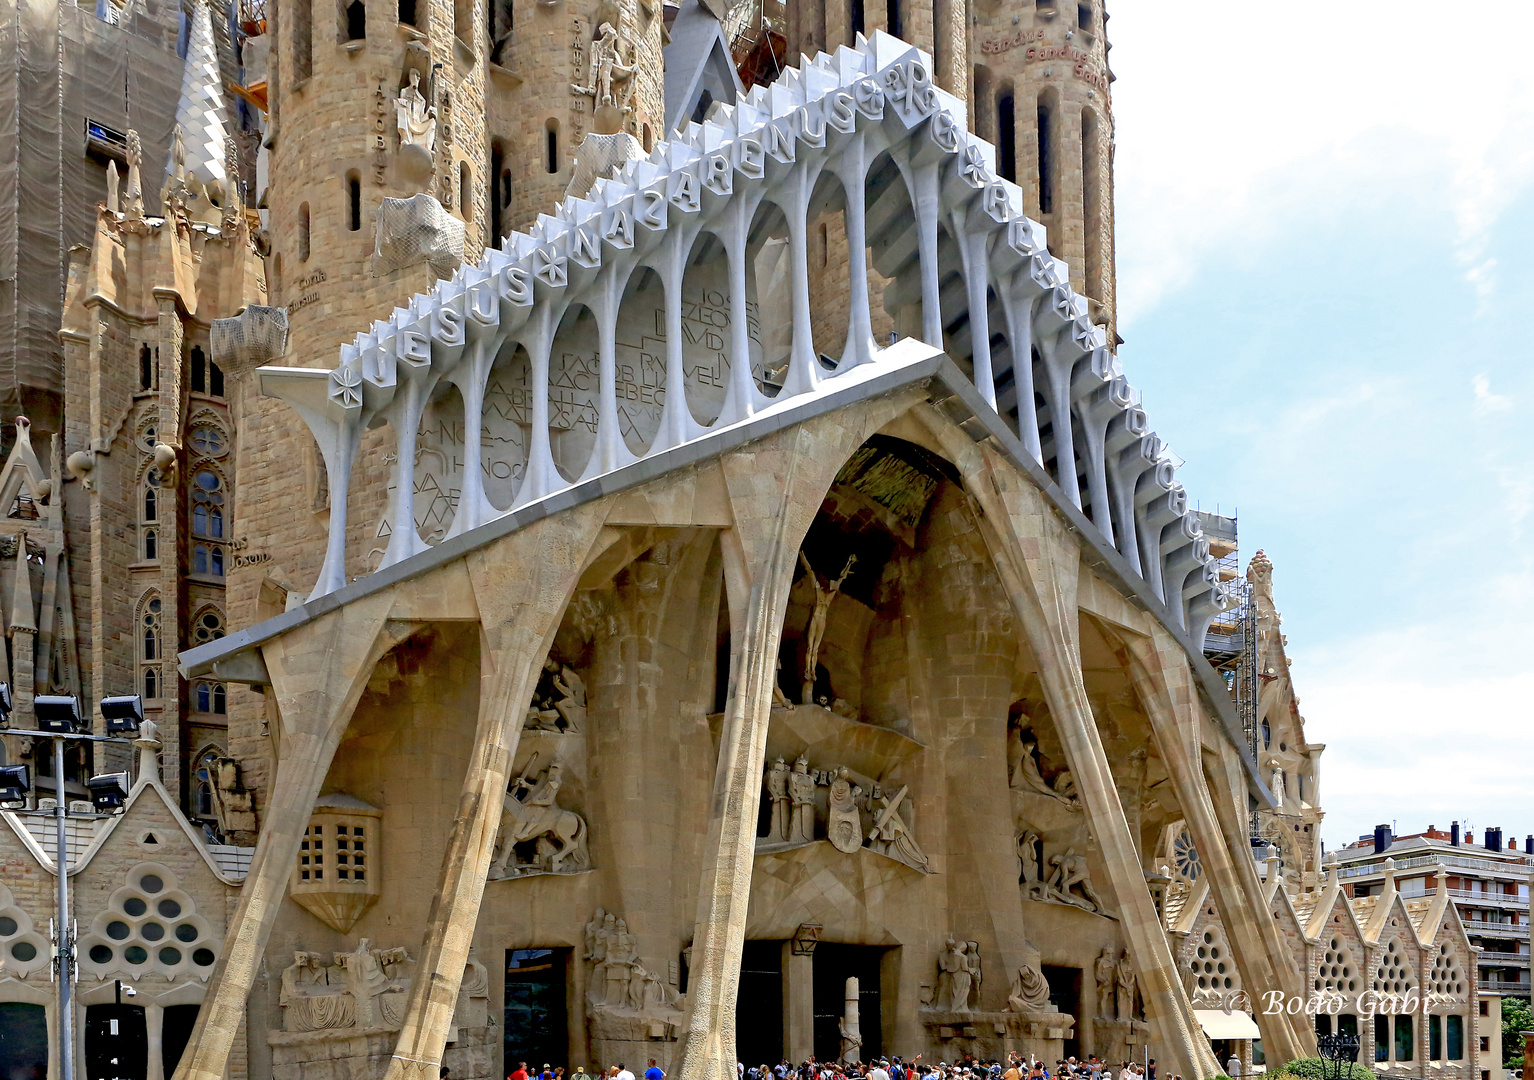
top-left (970, 0), bottom-right (1116, 335)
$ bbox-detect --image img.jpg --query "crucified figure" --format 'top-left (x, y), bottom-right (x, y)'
top-left (799, 551), bottom-right (856, 705)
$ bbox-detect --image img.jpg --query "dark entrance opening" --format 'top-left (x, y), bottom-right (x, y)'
top-left (1041, 965), bottom-right (1081, 1060)
top-left (736, 940), bottom-right (785, 1066)
top-left (0, 1002), bottom-right (48, 1080)
top-left (162, 1004), bottom-right (200, 1078)
top-left (813, 944), bottom-right (884, 1064)
top-left (505, 948), bottom-right (570, 1074)
top-left (85, 1003), bottom-right (148, 1080)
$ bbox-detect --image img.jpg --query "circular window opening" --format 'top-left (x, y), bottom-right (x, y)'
top-left (123, 897), bottom-right (147, 917)
top-left (141, 922), bottom-right (164, 942)
top-left (158, 899), bottom-right (181, 918)
top-left (176, 924), bottom-right (199, 942)
top-left (107, 920), bottom-right (131, 940)
top-left (159, 946), bottom-right (182, 965)
top-left (139, 874), bottom-right (164, 894)
top-left (192, 948), bottom-right (216, 967)
top-left (124, 945), bottom-right (148, 964)
top-left (89, 944), bottom-right (113, 964)
top-left (11, 941), bottom-right (37, 962)
top-left (0, 916), bottom-right (16, 936)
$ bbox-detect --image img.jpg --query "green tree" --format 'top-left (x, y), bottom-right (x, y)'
top-left (1505, 996), bottom-right (1533, 1069)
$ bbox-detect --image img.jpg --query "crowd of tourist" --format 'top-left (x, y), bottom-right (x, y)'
top-left (505, 1053), bottom-right (1194, 1080)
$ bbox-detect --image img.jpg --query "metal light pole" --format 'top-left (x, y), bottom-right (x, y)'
top-left (53, 733), bottom-right (75, 1080)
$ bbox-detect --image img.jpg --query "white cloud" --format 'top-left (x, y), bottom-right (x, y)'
top-left (1109, 2), bottom-right (1534, 326)
top-left (1472, 373), bottom-right (1514, 415)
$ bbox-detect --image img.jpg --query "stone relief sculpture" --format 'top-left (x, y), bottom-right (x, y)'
top-left (1018, 827), bottom-right (1049, 901)
top-left (449, 949), bottom-right (491, 1039)
top-left (582, 908), bottom-right (683, 1040)
top-left (867, 786), bottom-right (929, 872)
top-left (826, 766), bottom-right (863, 854)
top-left (1010, 730), bottom-right (1081, 809)
top-left (840, 976), bottom-right (862, 1063)
top-left (490, 758), bottom-right (590, 878)
top-left (1008, 964), bottom-right (1052, 1012)
top-left (1094, 949), bottom-right (1117, 1019)
top-left (798, 551), bottom-right (856, 704)
top-left (524, 656), bottom-right (586, 732)
top-left (760, 754), bottom-right (930, 872)
top-left (766, 757), bottom-right (791, 841)
top-left (1047, 848), bottom-right (1105, 913)
top-left (930, 937), bottom-right (976, 1014)
top-left (1114, 951), bottom-right (1136, 1021)
top-left (278, 941), bottom-right (413, 1033)
top-left (787, 755), bottom-right (816, 844)
top-left (571, 21), bottom-right (636, 116)
top-left (395, 70), bottom-right (437, 156)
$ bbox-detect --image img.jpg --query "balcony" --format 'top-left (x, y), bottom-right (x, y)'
top-left (1478, 950), bottom-right (1531, 965)
top-left (1466, 922), bottom-right (1528, 940)
top-left (1480, 976), bottom-right (1531, 993)
top-left (1449, 888), bottom-right (1528, 908)
top-left (1334, 851), bottom-right (1533, 880)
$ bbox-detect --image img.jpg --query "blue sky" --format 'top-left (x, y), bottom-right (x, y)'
top-left (1106, 2), bottom-right (1534, 852)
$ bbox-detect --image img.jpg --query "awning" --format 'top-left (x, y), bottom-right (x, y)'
top-left (1194, 1010), bottom-right (1263, 1040)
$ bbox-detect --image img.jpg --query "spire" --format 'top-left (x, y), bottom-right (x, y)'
top-left (168, 0), bottom-right (232, 193)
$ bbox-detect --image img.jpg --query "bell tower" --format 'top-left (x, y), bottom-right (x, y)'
top-left (970, 0), bottom-right (1116, 336)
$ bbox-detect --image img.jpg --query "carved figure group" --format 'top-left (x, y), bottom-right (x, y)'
top-left (278, 940), bottom-right (412, 1033)
top-left (930, 937), bottom-right (983, 1013)
top-left (490, 758), bottom-right (590, 877)
top-left (583, 909), bottom-right (681, 1018)
top-left (524, 656), bottom-right (587, 732)
top-left (759, 755), bottom-right (929, 873)
top-left (1009, 729), bottom-right (1081, 809)
top-left (1018, 828), bottom-right (1105, 913)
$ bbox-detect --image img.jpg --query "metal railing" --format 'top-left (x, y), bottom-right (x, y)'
top-left (1333, 851), bottom-right (1533, 879)
top-left (1477, 951), bottom-right (1531, 965)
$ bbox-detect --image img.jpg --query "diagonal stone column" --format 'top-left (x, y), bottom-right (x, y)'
top-left (677, 392), bottom-right (925, 1080)
top-left (383, 509), bottom-right (610, 1080)
top-left (172, 593), bottom-right (406, 1080)
top-left (1119, 627), bottom-right (1311, 1064)
top-left (910, 420), bottom-right (1219, 1080)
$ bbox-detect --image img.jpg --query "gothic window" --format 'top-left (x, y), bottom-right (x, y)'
top-left (1262, 719), bottom-right (1271, 748)
top-left (191, 468), bottom-right (226, 547)
top-left (142, 468), bottom-right (160, 523)
top-left (192, 747), bottom-right (221, 819)
top-left (1077, 2), bottom-right (1092, 32)
top-left (190, 424), bottom-right (226, 457)
top-left (193, 545), bottom-right (225, 577)
top-left (345, 0), bottom-right (365, 40)
top-left (139, 594), bottom-right (162, 699)
top-left (143, 529), bottom-right (157, 561)
top-left (1172, 829), bottom-right (1202, 881)
top-left (194, 681), bottom-right (227, 715)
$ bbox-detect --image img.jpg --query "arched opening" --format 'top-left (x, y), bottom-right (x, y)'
top-left (86, 1005), bottom-right (148, 1080)
top-left (545, 119), bottom-right (560, 174)
top-left (642, 123), bottom-right (652, 152)
top-left (140, 343), bottom-right (154, 390)
top-left (190, 345), bottom-right (207, 393)
top-left (1036, 92), bottom-right (1057, 216)
top-left (848, 0), bottom-right (864, 39)
top-left (411, 380), bottom-right (468, 542)
top-left (459, 161), bottom-right (472, 219)
top-left (0, 1003), bottom-right (47, 1078)
top-left (292, 0), bottom-right (313, 80)
top-left (488, 0), bottom-right (513, 63)
top-left (614, 266), bottom-right (667, 453)
top-left (454, 0), bottom-right (473, 44)
top-left (347, 171), bottom-right (362, 231)
top-left (678, 229), bottom-right (745, 427)
top-left (139, 593), bottom-right (162, 699)
top-left (546, 304), bottom-right (599, 479)
top-left (298, 201), bottom-right (311, 261)
top-left (997, 83), bottom-right (1017, 182)
top-left (745, 198), bottom-right (796, 398)
top-left (192, 745), bottom-right (223, 819)
top-left (489, 140), bottom-right (507, 241)
top-left (398, 0), bottom-right (417, 25)
top-left (481, 341), bottom-right (534, 510)
top-left (1082, 106), bottom-right (1102, 303)
top-left (345, 0), bottom-right (365, 40)
top-left (885, 0), bottom-right (901, 39)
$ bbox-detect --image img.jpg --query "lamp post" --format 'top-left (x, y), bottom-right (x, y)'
top-left (0, 688), bottom-right (144, 1080)
top-left (1317, 1031), bottom-right (1360, 1080)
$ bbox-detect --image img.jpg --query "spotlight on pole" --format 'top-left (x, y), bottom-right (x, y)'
top-left (33, 695), bottom-right (83, 734)
top-left (99, 695), bottom-right (144, 736)
top-left (86, 772), bottom-right (130, 814)
top-left (0, 764), bottom-right (29, 808)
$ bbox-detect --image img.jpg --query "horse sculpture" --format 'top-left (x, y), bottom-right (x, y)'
top-left (490, 789), bottom-right (589, 876)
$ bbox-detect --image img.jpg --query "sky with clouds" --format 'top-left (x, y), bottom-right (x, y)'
top-left (1105, 2), bottom-right (1534, 852)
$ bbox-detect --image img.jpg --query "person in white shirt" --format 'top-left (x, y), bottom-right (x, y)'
top-left (616, 1065), bottom-right (635, 1080)
top-left (1225, 1057), bottom-right (1240, 1079)
top-left (870, 1063), bottom-right (891, 1080)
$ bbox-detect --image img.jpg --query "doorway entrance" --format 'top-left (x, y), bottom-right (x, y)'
top-left (0, 1002), bottom-right (48, 1080)
top-left (1042, 966), bottom-right (1081, 1060)
top-left (736, 940), bottom-right (785, 1066)
top-left (162, 1004), bottom-right (200, 1078)
top-left (812, 944), bottom-right (885, 1064)
top-left (85, 1004), bottom-right (148, 1080)
top-left (505, 948), bottom-right (570, 1074)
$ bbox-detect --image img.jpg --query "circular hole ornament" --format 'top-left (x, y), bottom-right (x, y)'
top-left (176, 924), bottom-right (199, 943)
top-left (141, 922), bottom-right (165, 942)
top-left (159, 947), bottom-right (182, 965)
top-left (89, 944), bottom-right (113, 964)
top-left (139, 874), bottom-right (164, 894)
top-left (158, 898), bottom-right (182, 918)
top-left (124, 945), bottom-right (148, 964)
top-left (123, 897), bottom-right (147, 917)
top-left (107, 921), bottom-right (130, 941)
top-left (192, 948), bottom-right (215, 967)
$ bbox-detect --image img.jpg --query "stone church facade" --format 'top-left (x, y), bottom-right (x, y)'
top-left (0, 1), bottom-right (1482, 1080)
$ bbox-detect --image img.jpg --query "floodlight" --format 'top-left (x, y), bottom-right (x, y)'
top-left (0, 681), bottom-right (12, 721)
top-left (33, 695), bottom-right (82, 734)
top-left (99, 695), bottom-right (145, 736)
top-left (0, 765), bottom-right (29, 807)
top-left (86, 772), bottom-right (130, 813)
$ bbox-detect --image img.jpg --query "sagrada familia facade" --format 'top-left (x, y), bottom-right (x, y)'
top-left (0, 0), bottom-right (1483, 1077)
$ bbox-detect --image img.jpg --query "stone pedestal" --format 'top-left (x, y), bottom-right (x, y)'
top-left (923, 1010), bottom-right (1075, 1065)
top-left (1091, 1018), bottom-right (1151, 1063)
